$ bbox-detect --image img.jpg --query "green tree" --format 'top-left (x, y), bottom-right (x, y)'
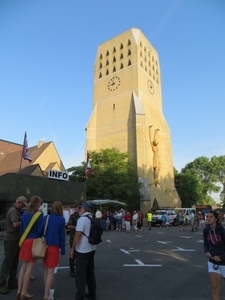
top-left (182, 156), bottom-right (220, 195)
top-left (68, 148), bottom-right (142, 210)
top-left (175, 172), bottom-right (202, 207)
top-left (210, 155), bottom-right (225, 206)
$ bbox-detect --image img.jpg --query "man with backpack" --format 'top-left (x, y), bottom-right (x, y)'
top-left (70, 202), bottom-right (102, 300)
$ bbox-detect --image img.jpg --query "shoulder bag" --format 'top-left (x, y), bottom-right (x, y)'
top-left (32, 215), bottom-right (49, 259)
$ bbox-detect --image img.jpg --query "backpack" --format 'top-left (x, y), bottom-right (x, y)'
top-left (82, 215), bottom-right (103, 245)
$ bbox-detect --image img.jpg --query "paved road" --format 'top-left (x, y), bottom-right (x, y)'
top-left (1, 225), bottom-right (225, 300)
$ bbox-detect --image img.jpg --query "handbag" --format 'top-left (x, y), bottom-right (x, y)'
top-left (32, 215), bottom-right (49, 259)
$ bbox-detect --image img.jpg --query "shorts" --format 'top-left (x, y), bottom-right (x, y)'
top-left (19, 238), bottom-right (36, 262)
top-left (208, 261), bottom-right (225, 277)
top-left (43, 246), bottom-right (59, 268)
top-left (117, 219), bottom-right (122, 225)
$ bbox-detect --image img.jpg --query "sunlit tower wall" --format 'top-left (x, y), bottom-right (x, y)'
top-left (86, 28), bottom-right (180, 211)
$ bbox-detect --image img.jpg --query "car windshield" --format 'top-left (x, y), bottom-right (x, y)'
top-left (155, 211), bottom-right (165, 215)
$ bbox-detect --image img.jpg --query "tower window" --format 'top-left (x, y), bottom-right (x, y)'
top-left (99, 53), bottom-right (102, 59)
top-left (140, 41), bottom-right (142, 48)
top-left (144, 46), bottom-right (146, 52)
top-left (106, 50), bottom-right (109, 56)
top-left (113, 56), bottom-right (116, 63)
top-left (99, 62), bottom-right (102, 69)
top-left (120, 63), bottom-right (123, 69)
top-left (120, 43), bottom-right (123, 49)
top-left (120, 53), bottom-right (123, 59)
top-left (106, 60), bottom-right (109, 66)
top-left (113, 66), bottom-right (116, 72)
top-left (113, 104), bottom-right (115, 110)
top-left (140, 51), bottom-right (143, 57)
top-left (99, 72), bottom-right (102, 78)
top-left (128, 59), bottom-right (131, 66)
top-left (128, 49), bottom-right (131, 56)
top-left (113, 47), bottom-right (116, 53)
top-left (127, 39), bottom-right (131, 46)
top-left (106, 69), bottom-right (109, 75)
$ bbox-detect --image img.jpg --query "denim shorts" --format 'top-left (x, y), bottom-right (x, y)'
top-left (208, 261), bottom-right (225, 277)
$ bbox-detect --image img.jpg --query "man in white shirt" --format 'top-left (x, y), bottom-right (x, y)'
top-left (70, 203), bottom-right (97, 300)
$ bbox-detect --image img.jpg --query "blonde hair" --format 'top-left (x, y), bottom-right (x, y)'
top-left (52, 201), bottom-right (63, 216)
top-left (27, 196), bottom-right (42, 214)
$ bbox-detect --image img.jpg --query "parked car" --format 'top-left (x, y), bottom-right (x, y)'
top-left (152, 209), bottom-right (176, 226)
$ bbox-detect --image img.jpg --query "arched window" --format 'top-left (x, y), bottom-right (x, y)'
top-left (120, 43), bottom-right (123, 49)
top-left (106, 69), bottom-right (109, 75)
top-left (128, 49), bottom-right (131, 56)
top-left (99, 53), bottom-right (102, 59)
top-left (120, 63), bottom-right (124, 69)
top-left (106, 50), bottom-right (109, 56)
top-left (113, 56), bottom-right (116, 63)
top-left (99, 62), bottom-right (102, 69)
top-left (113, 47), bottom-right (116, 53)
top-left (127, 39), bottom-right (131, 46)
top-left (99, 72), bottom-right (102, 78)
top-left (106, 60), bottom-right (109, 66)
top-left (128, 59), bottom-right (131, 66)
top-left (120, 53), bottom-right (123, 59)
top-left (113, 66), bottom-right (116, 72)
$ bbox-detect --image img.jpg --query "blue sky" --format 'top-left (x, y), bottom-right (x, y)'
top-left (1, 0), bottom-right (225, 175)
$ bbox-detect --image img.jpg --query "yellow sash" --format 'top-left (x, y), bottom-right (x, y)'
top-left (19, 211), bottom-right (41, 248)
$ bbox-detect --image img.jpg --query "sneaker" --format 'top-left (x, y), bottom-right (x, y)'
top-left (0, 286), bottom-right (9, 294)
top-left (85, 291), bottom-right (96, 300)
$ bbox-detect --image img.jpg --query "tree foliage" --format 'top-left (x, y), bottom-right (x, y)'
top-left (67, 148), bottom-right (142, 210)
top-left (175, 156), bottom-right (222, 207)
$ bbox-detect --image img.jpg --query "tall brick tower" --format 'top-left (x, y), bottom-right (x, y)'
top-left (86, 28), bottom-right (180, 211)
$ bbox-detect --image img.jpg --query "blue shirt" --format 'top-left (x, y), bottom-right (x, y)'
top-left (39, 213), bottom-right (66, 255)
top-left (20, 211), bottom-right (43, 239)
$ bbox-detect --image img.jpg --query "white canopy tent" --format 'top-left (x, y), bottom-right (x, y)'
top-left (86, 199), bottom-right (126, 210)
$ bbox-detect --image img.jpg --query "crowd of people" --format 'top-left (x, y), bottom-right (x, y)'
top-left (0, 196), bottom-right (65, 300)
top-left (1, 198), bottom-right (225, 300)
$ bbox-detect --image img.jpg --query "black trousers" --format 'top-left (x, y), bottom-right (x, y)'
top-left (0, 240), bottom-right (20, 286)
top-left (75, 251), bottom-right (96, 300)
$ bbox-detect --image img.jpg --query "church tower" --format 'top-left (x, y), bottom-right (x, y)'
top-left (86, 28), bottom-right (180, 210)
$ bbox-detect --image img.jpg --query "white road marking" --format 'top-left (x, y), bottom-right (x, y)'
top-left (196, 240), bottom-right (203, 243)
top-left (49, 289), bottom-right (54, 300)
top-left (171, 247), bottom-right (195, 252)
top-left (106, 239), bottom-right (111, 242)
top-left (120, 249), bottom-right (130, 254)
top-left (180, 236), bottom-right (192, 238)
top-left (124, 259), bottom-right (162, 267)
top-left (157, 241), bottom-right (172, 244)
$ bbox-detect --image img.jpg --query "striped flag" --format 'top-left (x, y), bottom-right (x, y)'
top-left (22, 132), bottom-right (32, 163)
top-left (85, 152), bottom-right (92, 177)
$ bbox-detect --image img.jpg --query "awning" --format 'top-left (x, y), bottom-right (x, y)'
top-left (87, 199), bottom-right (126, 207)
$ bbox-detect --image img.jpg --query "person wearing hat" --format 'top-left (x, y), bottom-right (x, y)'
top-left (67, 204), bottom-right (80, 277)
top-left (0, 196), bottom-right (28, 295)
top-left (70, 202), bottom-right (97, 300)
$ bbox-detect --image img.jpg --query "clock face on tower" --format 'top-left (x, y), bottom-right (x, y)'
top-left (107, 76), bottom-right (121, 91)
top-left (147, 80), bottom-right (155, 94)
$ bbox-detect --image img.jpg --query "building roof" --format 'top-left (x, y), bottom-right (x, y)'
top-left (0, 139), bottom-right (65, 176)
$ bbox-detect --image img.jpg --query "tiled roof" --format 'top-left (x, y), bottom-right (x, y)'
top-left (0, 140), bottom-right (64, 176)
